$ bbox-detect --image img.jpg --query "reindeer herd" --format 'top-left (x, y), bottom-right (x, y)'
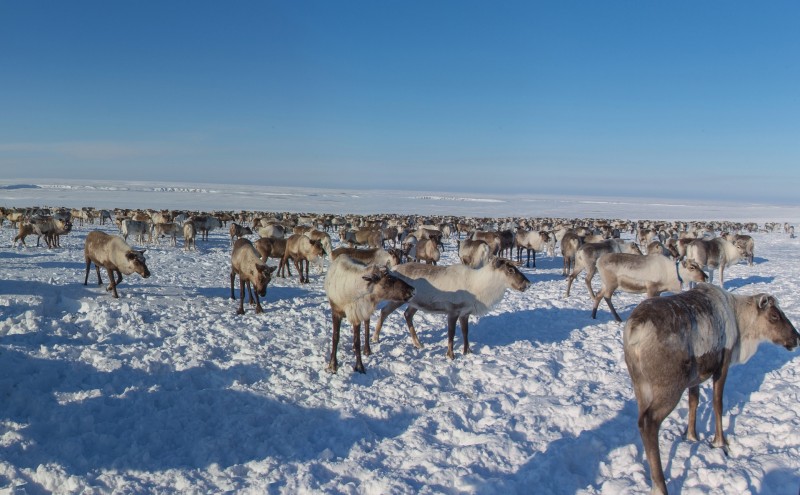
top-left (2, 205), bottom-right (798, 494)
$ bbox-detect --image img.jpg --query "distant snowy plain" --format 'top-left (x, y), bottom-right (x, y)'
top-left (0, 180), bottom-right (799, 494)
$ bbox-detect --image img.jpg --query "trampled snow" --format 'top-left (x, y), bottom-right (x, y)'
top-left (0, 180), bottom-right (798, 494)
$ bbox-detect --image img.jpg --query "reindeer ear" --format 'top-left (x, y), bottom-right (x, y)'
top-left (362, 266), bottom-right (383, 284)
top-left (361, 273), bottom-right (380, 284)
top-left (757, 294), bottom-right (774, 310)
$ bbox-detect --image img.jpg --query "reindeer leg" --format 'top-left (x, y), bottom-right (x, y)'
top-left (565, 271), bottom-right (577, 297)
top-left (446, 314), bottom-right (458, 360)
top-left (585, 266), bottom-right (597, 299)
top-left (686, 385), bottom-right (700, 441)
top-left (247, 281), bottom-right (255, 305)
top-left (639, 405), bottom-right (669, 495)
top-left (363, 317), bottom-right (372, 356)
top-left (459, 315), bottom-right (471, 355)
top-left (403, 307), bottom-right (423, 349)
top-left (254, 289), bottom-right (264, 314)
top-left (237, 278), bottom-right (245, 314)
top-left (327, 311), bottom-right (342, 373)
top-left (591, 291), bottom-right (603, 319)
top-left (84, 259), bottom-right (92, 285)
top-left (373, 300), bottom-right (403, 343)
top-left (107, 268), bottom-right (120, 298)
top-left (711, 352), bottom-right (732, 454)
top-left (605, 295), bottom-right (621, 322)
top-left (352, 322), bottom-right (365, 373)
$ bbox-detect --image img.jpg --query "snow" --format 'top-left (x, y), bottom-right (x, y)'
top-left (0, 180), bottom-right (799, 494)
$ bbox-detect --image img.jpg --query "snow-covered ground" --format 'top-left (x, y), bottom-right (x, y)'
top-left (0, 180), bottom-right (798, 494)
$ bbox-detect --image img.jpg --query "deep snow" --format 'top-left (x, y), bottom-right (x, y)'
top-left (0, 180), bottom-right (798, 495)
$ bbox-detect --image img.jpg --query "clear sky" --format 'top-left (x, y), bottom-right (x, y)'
top-left (1, 1), bottom-right (798, 203)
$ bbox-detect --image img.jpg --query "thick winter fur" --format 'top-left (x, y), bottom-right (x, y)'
top-left (637, 228), bottom-right (659, 246)
top-left (458, 239), bottom-right (491, 268)
top-left (254, 237), bottom-right (288, 274)
top-left (230, 238), bottom-right (276, 314)
top-left (401, 234), bottom-right (418, 263)
top-left (722, 233), bottom-right (755, 266)
top-left (341, 228), bottom-right (384, 248)
top-left (471, 231), bottom-right (501, 256)
top-left (13, 223), bottom-right (36, 247)
top-left (686, 237), bottom-right (745, 287)
top-left (281, 234), bottom-right (325, 283)
top-left (373, 257), bottom-right (531, 359)
top-left (152, 222), bottom-right (180, 246)
top-left (84, 230), bottom-right (151, 298)
top-left (257, 224), bottom-right (285, 239)
top-left (592, 253), bottom-right (708, 321)
top-left (647, 240), bottom-right (678, 259)
top-left (413, 238), bottom-right (441, 265)
top-left (623, 283), bottom-right (799, 495)
top-left (306, 229), bottom-right (333, 257)
top-left (331, 246), bottom-right (401, 268)
top-left (183, 221), bottom-right (196, 251)
top-left (515, 229), bottom-right (554, 268)
top-left (564, 239), bottom-right (641, 298)
top-left (30, 216), bottom-right (72, 248)
top-left (324, 255), bottom-right (415, 373)
top-left (560, 232), bottom-right (582, 276)
top-left (228, 223), bottom-right (253, 246)
top-left (191, 215), bottom-right (223, 241)
top-left (121, 219), bottom-right (150, 243)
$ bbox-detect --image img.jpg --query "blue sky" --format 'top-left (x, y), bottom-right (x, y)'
top-left (1, 1), bottom-right (798, 203)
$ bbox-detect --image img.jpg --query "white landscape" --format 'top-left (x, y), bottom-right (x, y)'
top-left (0, 179), bottom-right (799, 495)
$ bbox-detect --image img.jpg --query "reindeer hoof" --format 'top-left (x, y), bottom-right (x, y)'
top-left (353, 363), bottom-right (366, 374)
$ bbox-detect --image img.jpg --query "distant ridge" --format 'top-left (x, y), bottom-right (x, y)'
top-left (0, 184), bottom-right (41, 190)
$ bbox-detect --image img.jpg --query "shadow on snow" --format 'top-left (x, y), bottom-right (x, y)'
top-left (0, 348), bottom-right (417, 477)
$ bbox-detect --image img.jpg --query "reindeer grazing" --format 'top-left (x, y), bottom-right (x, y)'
top-left (230, 238), bottom-right (276, 314)
top-left (84, 231), bottom-right (151, 298)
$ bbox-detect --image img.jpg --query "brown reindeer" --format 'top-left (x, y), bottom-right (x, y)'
top-left (230, 238), bottom-right (276, 314)
top-left (624, 283), bottom-right (799, 494)
top-left (84, 231), bottom-right (151, 298)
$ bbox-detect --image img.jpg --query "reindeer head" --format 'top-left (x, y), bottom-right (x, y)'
top-left (363, 266), bottom-right (415, 303)
top-left (754, 295), bottom-right (800, 351)
top-left (126, 250), bottom-right (150, 278)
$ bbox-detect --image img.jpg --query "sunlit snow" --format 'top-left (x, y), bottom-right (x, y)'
top-left (0, 180), bottom-right (798, 494)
